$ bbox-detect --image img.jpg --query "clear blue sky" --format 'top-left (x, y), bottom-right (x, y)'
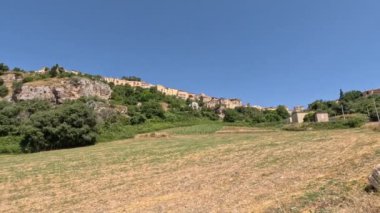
top-left (1, 0), bottom-right (380, 107)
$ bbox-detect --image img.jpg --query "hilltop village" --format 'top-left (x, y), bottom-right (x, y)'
top-left (103, 76), bottom-right (243, 110)
top-left (2, 65), bottom-right (379, 126)
top-left (4, 66), bottom-right (277, 112)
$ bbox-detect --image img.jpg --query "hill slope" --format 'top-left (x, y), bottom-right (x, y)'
top-left (1, 126), bottom-right (379, 212)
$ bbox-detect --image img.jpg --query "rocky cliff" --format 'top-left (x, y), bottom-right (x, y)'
top-left (15, 77), bottom-right (112, 103)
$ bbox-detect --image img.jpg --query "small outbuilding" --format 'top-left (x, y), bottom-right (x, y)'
top-left (292, 112), bottom-right (308, 123)
top-left (315, 112), bottom-right (329, 123)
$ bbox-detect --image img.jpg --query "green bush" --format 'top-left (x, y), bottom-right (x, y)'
top-left (303, 112), bottom-right (316, 122)
top-left (343, 116), bottom-right (367, 128)
top-left (264, 111), bottom-right (282, 122)
top-left (283, 116), bottom-right (367, 131)
top-left (0, 63), bottom-right (9, 72)
top-left (22, 76), bottom-right (34, 83)
top-left (224, 109), bottom-right (241, 122)
top-left (276, 105), bottom-right (290, 119)
top-left (20, 103), bottom-right (97, 153)
top-left (141, 101), bottom-right (165, 119)
top-left (0, 136), bottom-right (22, 154)
top-left (0, 85), bottom-right (8, 97)
top-left (129, 113), bottom-right (147, 125)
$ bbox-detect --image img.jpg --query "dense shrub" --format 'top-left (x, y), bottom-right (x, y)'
top-left (303, 112), bottom-right (316, 122)
top-left (0, 63), bottom-right (9, 72)
top-left (129, 113), bottom-right (147, 125)
top-left (283, 116), bottom-right (367, 131)
top-left (20, 103), bottom-right (97, 153)
top-left (343, 116), bottom-right (367, 128)
top-left (141, 101), bottom-right (165, 119)
top-left (201, 109), bottom-right (219, 121)
top-left (224, 109), bottom-right (241, 122)
top-left (0, 85), bottom-right (8, 97)
top-left (263, 111), bottom-right (282, 122)
top-left (276, 105), bottom-right (290, 119)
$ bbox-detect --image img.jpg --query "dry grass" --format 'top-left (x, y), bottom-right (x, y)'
top-left (1, 127), bottom-right (380, 212)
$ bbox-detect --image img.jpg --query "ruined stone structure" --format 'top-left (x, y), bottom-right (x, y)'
top-left (292, 112), bottom-right (308, 123)
top-left (315, 112), bottom-right (329, 123)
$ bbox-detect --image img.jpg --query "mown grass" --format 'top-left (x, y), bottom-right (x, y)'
top-left (2, 127), bottom-right (380, 212)
top-left (166, 123), bottom-right (223, 135)
top-left (98, 119), bottom-right (219, 142)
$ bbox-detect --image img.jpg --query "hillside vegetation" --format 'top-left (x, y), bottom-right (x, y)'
top-left (0, 62), bottom-right (292, 154)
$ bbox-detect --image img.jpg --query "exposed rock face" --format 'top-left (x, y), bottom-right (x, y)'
top-left (86, 100), bottom-right (128, 123)
top-left (15, 77), bottom-right (112, 103)
top-left (368, 164), bottom-right (380, 190)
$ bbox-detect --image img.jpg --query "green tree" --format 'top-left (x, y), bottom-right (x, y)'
top-left (341, 90), bottom-right (362, 102)
top-left (276, 105), bottom-right (290, 119)
top-left (141, 101), bottom-right (165, 119)
top-left (0, 63), bottom-right (9, 72)
top-left (13, 67), bottom-right (25, 72)
top-left (263, 110), bottom-right (282, 122)
top-left (20, 103), bottom-right (97, 153)
top-left (223, 109), bottom-right (241, 122)
top-left (339, 89), bottom-right (344, 100)
top-left (49, 64), bottom-right (64, 77)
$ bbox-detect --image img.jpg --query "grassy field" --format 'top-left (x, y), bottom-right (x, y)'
top-left (1, 125), bottom-right (380, 212)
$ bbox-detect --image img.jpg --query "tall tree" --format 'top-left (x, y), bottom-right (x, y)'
top-left (339, 89), bottom-right (344, 100)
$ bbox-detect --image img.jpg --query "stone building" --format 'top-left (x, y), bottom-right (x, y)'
top-left (220, 98), bottom-right (242, 109)
top-left (315, 112), bottom-right (329, 123)
top-left (363, 89), bottom-right (380, 97)
top-left (156, 85), bottom-right (179, 96)
top-left (141, 82), bottom-right (153, 89)
top-left (197, 93), bottom-right (212, 103)
top-left (205, 98), bottom-right (220, 109)
top-left (292, 112), bottom-right (308, 123)
top-left (103, 77), bottom-right (151, 89)
top-left (188, 93), bottom-right (197, 101)
top-left (103, 77), bottom-right (129, 86)
top-left (177, 90), bottom-right (190, 100)
top-left (204, 98), bottom-right (242, 109)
